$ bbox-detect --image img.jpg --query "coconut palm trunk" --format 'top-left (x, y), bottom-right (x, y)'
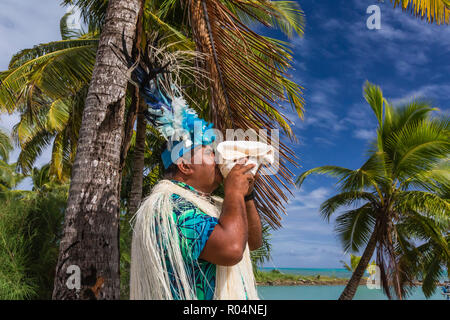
top-left (339, 223), bottom-right (379, 300)
top-left (128, 100), bottom-right (147, 216)
top-left (52, 0), bottom-right (142, 299)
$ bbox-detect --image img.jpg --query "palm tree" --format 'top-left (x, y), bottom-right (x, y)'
top-left (297, 81), bottom-right (449, 300)
top-left (0, 128), bottom-right (13, 162)
top-left (50, 0), bottom-right (143, 299)
top-left (390, 0), bottom-right (450, 25)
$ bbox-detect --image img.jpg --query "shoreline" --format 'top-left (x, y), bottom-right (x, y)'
top-left (255, 279), bottom-right (439, 287)
top-left (254, 270), bottom-right (444, 287)
top-left (254, 269), bottom-right (362, 286)
top-left (256, 279), bottom-right (367, 286)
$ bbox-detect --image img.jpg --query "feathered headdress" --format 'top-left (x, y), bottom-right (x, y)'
top-left (134, 65), bottom-right (216, 169)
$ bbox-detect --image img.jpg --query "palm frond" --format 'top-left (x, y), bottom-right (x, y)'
top-left (390, 0), bottom-right (450, 25)
top-left (320, 191), bottom-right (379, 221)
top-left (363, 81), bottom-right (384, 129)
top-left (47, 99), bottom-right (70, 131)
top-left (15, 130), bottom-right (54, 175)
top-left (0, 129), bottom-right (13, 162)
top-left (49, 132), bottom-right (65, 181)
top-left (224, 0), bottom-right (305, 39)
top-left (386, 118), bottom-right (450, 178)
top-left (143, 5), bottom-right (194, 51)
top-left (396, 191), bottom-right (450, 227)
top-left (335, 204), bottom-right (377, 253)
top-left (296, 159), bottom-right (388, 194)
top-left (61, 0), bottom-right (109, 31)
top-left (60, 11), bottom-right (83, 40)
top-left (188, 0), bottom-right (304, 227)
top-left (0, 40), bottom-right (98, 111)
top-left (401, 159), bottom-right (450, 193)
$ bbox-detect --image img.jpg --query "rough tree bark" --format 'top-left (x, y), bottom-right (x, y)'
top-left (52, 0), bottom-right (142, 299)
top-left (127, 100), bottom-right (147, 216)
top-left (120, 85), bottom-right (139, 172)
top-left (338, 224), bottom-right (379, 300)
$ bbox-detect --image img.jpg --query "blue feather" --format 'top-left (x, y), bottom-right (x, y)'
top-left (134, 64), bottom-right (216, 168)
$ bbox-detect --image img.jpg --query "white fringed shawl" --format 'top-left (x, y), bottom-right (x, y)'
top-left (130, 179), bottom-right (259, 300)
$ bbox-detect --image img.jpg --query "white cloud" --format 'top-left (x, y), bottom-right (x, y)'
top-left (388, 84), bottom-right (450, 107)
top-left (313, 137), bottom-right (335, 146)
top-left (353, 128), bottom-right (376, 140)
top-left (262, 185), bottom-right (346, 267)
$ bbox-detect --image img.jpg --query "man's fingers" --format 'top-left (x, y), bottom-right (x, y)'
top-left (228, 160), bottom-right (255, 177)
top-left (240, 163), bottom-right (256, 173)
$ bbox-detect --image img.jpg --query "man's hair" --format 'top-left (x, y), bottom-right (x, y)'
top-left (162, 142), bottom-right (198, 179)
top-left (164, 163), bottom-right (179, 179)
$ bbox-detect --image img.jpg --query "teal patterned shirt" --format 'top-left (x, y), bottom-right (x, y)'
top-left (166, 180), bottom-right (219, 300)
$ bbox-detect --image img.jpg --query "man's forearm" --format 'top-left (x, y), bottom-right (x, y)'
top-left (245, 199), bottom-right (262, 251)
top-left (219, 190), bottom-right (248, 253)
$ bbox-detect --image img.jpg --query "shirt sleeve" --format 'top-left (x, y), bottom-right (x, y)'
top-left (173, 199), bottom-right (219, 262)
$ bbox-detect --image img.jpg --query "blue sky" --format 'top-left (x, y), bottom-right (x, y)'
top-left (1, 0), bottom-right (449, 268)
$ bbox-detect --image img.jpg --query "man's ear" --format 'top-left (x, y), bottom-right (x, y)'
top-left (176, 159), bottom-right (194, 176)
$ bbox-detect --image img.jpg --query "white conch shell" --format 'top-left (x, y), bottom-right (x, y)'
top-left (216, 141), bottom-right (275, 178)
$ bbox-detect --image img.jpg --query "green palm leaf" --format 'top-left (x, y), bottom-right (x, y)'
top-left (0, 40), bottom-right (97, 111)
top-left (335, 204), bottom-right (377, 253)
top-left (0, 129), bottom-right (13, 162)
top-left (390, 0), bottom-right (450, 25)
top-left (320, 191), bottom-right (379, 221)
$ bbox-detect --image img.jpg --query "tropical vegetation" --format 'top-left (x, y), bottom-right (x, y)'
top-left (1, 0), bottom-right (300, 298)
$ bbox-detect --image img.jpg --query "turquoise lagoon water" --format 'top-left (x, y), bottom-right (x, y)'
top-left (256, 268), bottom-right (448, 300)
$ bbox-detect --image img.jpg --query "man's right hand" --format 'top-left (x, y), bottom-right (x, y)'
top-left (224, 162), bottom-right (256, 198)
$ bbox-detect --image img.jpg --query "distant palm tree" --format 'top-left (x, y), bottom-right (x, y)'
top-left (0, 129), bottom-right (25, 193)
top-left (390, 0), bottom-right (450, 25)
top-left (0, 12), bottom-right (98, 181)
top-left (297, 81), bottom-right (449, 300)
top-left (0, 128), bottom-right (13, 162)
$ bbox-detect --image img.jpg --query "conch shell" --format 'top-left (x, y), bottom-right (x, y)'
top-left (216, 141), bottom-right (275, 178)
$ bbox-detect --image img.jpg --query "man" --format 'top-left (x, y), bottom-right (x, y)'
top-left (129, 67), bottom-right (262, 299)
top-left (130, 144), bottom-right (263, 300)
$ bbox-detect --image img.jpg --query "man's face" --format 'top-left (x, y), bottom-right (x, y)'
top-left (189, 145), bottom-right (223, 192)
